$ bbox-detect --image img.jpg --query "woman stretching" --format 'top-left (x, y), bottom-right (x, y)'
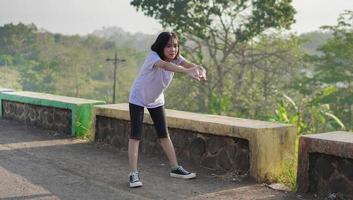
top-left (128, 31), bottom-right (207, 188)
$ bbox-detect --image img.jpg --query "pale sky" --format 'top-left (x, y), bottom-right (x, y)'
top-left (0, 0), bottom-right (352, 35)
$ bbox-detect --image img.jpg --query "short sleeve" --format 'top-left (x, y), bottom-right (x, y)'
top-left (174, 54), bottom-right (186, 65)
top-left (144, 51), bottom-right (161, 70)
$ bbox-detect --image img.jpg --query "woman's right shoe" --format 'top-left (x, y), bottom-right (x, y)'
top-left (129, 172), bottom-right (143, 188)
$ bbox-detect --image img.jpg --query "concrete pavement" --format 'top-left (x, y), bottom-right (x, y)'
top-left (0, 119), bottom-right (308, 200)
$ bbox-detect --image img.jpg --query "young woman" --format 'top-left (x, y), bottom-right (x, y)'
top-left (128, 31), bottom-right (206, 188)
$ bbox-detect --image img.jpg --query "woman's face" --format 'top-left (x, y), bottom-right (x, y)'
top-left (163, 37), bottom-right (178, 61)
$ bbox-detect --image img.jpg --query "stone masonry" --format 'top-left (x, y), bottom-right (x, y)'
top-left (94, 104), bottom-right (297, 182)
top-left (297, 131), bottom-right (353, 199)
top-left (2, 100), bottom-right (71, 135)
top-left (309, 153), bottom-right (353, 199)
top-left (95, 116), bottom-right (250, 174)
top-left (0, 91), bottom-right (105, 137)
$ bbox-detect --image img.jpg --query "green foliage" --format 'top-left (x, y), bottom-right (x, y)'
top-left (0, 23), bottom-right (146, 103)
top-left (209, 93), bottom-right (231, 115)
top-left (0, 54), bottom-right (13, 66)
top-left (131, 0), bottom-right (295, 41)
top-left (278, 137), bottom-right (298, 191)
top-left (0, 66), bottom-right (22, 89)
top-left (1, 10), bottom-right (351, 133)
top-left (301, 10), bottom-right (353, 130)
top-left (131, 0), bottom-right (299, 121)
top-left (166, 32), bottom-right (305, 120)
top-left (0, 23), bottom-right (38, 55)
top-left (271, 91), bottom-right (346, 135)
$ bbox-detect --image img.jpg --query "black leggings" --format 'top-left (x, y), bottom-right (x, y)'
top-left (129, 103), bottom-right (169, 140)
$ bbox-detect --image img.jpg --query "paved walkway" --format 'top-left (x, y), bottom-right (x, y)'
top-left (0, 119), bottom-right (308, 200)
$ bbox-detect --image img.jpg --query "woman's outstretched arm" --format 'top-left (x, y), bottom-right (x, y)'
top-left (154, 60), bottom-right (204, 81)
top-left (180, 60), bottom-right (207, 80)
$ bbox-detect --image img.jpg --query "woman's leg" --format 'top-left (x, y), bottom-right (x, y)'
top-left (148, 105), bottom-right (196, 179)
top-left (159, 137), bottom-right (178, 167)
top-left (128, 139), bottom-right (140, 172)
top-left (128, 103), bottom-right (144, 172)
top-left (148, 106), bottom-right (178, 167)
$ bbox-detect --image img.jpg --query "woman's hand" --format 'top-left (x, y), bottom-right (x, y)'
top-left (197, 65), bottom-right (207, 81)
top-left (186, 67), bottom-right (201, 81)
top-left (186, 65), bottom-right (207, 81)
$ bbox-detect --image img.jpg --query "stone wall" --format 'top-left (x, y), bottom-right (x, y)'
top-left (297, 131), bottom-right (353, 196)
top-left (95, 116), bottom-right (250, 175)
top-left (2, 100), bottom-right (72, 135)
top-left (95, 103), bottom-right (296, 182)
top-left (309, 153), bottom-right (353, 199)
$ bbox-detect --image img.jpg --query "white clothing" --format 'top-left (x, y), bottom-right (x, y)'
top-left (129, 51), bottom-right (185, 108)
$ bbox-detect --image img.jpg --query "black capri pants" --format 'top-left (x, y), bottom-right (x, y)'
top-left (129, 103), bottom-right (169, 140)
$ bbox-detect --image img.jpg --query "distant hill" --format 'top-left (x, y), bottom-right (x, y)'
top-left (299, 31), bottom-right (333, 55)
top-left (91, 27), bottom-right (155, 51)
top-left (91, 27), bottom-right (333, 56)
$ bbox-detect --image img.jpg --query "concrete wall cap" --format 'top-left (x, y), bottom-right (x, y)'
top-left (94, 103), bottom-right (292, 127)
top-left (0, 88), bottom-right (15, 92)
top-left (1, 91), bottom-right (104, 105)
top-left (94, 103), bottom-right (294, 139)
top-left (301, 131), bottom-right (353, 144)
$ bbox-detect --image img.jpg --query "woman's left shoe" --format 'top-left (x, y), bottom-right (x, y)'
top-left (170, 166), bottom-right (196, 179)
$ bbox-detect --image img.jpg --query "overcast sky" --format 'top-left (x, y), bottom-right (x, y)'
top-left (0, 0), bottom-right (352, 35)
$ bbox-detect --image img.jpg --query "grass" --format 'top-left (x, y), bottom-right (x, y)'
top-left (278, 137), bottom-right (299, 191)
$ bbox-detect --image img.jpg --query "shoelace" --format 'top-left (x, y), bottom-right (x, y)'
top-left (178, 166), bottom-right (189, 174)
top-left (130, 173), bottom-right (140, 182)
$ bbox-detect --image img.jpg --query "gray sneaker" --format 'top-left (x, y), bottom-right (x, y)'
top-left (170, 166), bottom-right (196, 179)
top-left (129, 172), bottom-right (142, 188)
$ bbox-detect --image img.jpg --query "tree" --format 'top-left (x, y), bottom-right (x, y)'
top-left (305, 10), bottom-right (353, 130)
top-left (131, 0), bottom-right (296, 114)
top-left (0, 23), bottom-right (38, 55)
top-left (166, 33), bottom-right (304, 118)
top-left (131, 0), bottom-right (295, 41)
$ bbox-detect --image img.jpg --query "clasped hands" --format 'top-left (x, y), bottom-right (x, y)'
top-left (187, 65), bottom-right (207, 81)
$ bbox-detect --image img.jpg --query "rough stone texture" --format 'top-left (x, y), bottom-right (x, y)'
top-left (309, 153), bottom-right (353, 199)
top-left (297, 131), bottom-right (353, 199)
top-left (94, 103), bottom-right (296, 182)
top-left (95, 116), bottom-right (250, 175)
top-left (2, 100), bottom-right (71, 135)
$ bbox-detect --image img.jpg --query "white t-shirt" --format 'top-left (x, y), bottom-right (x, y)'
top-left (129, 51), bottom-right (185, 108)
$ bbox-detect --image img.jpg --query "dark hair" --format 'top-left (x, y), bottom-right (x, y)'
top-left (151, 32), bottom-right (180, 61)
